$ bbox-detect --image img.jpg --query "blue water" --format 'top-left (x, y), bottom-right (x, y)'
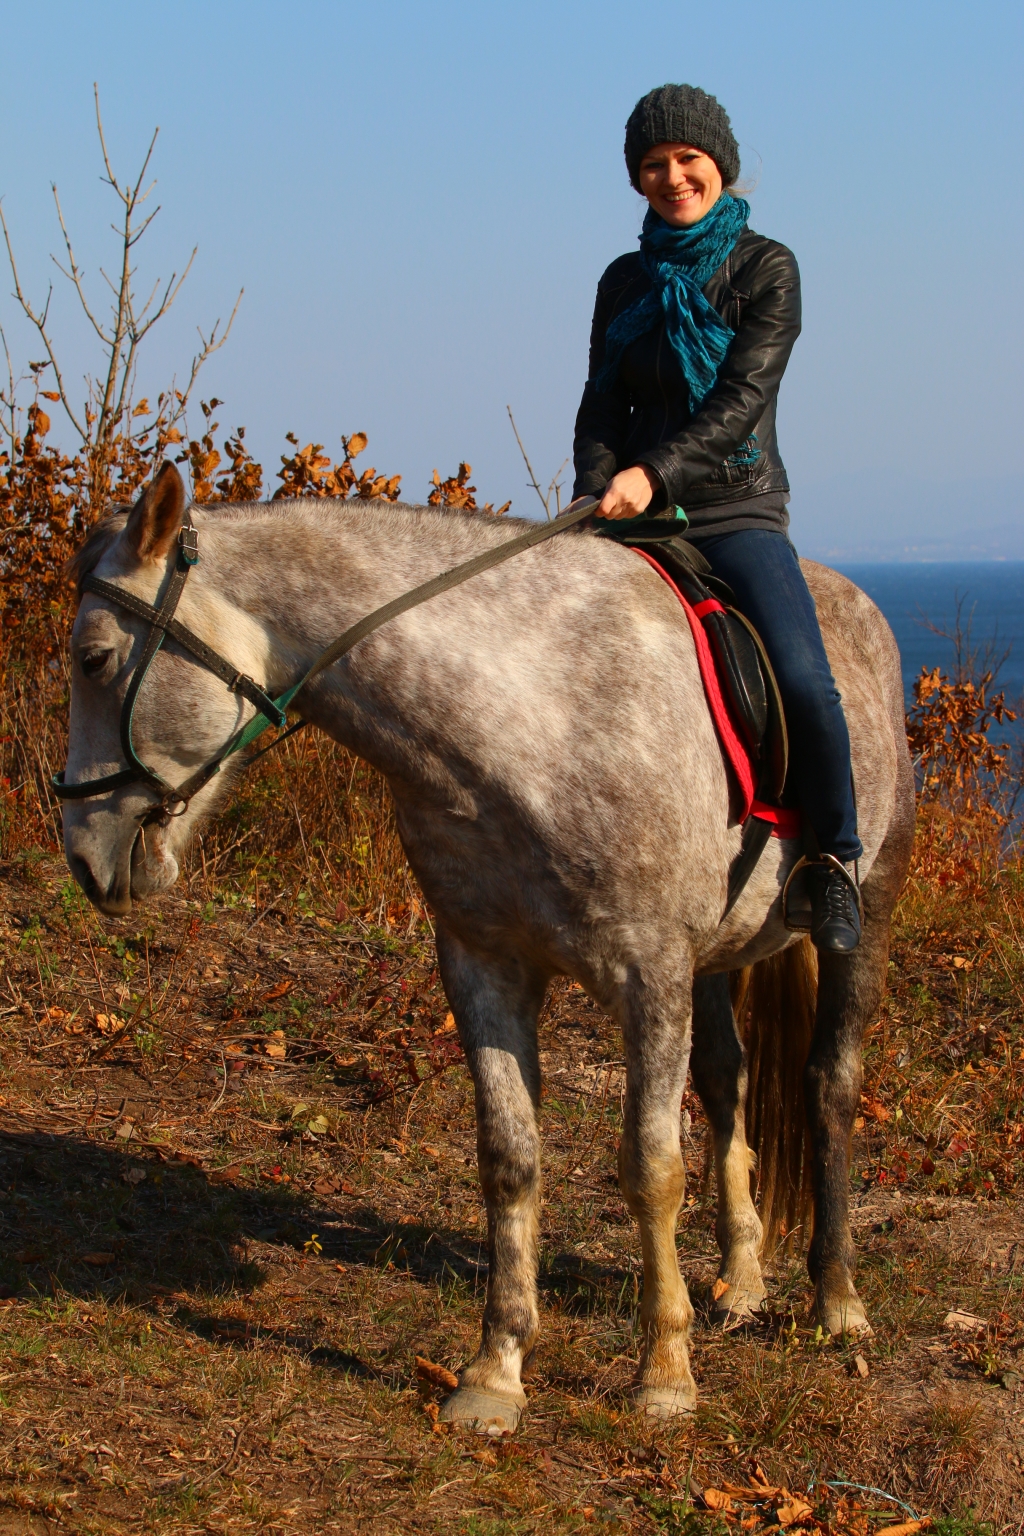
top-left (837, 562), bottom-right (1024, 712)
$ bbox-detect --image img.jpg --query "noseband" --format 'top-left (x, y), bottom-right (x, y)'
top-left (53, 497), bottom-right (602, 820)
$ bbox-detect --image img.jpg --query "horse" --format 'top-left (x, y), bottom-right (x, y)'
top-left (58, 464), bottom-right (914, 1432)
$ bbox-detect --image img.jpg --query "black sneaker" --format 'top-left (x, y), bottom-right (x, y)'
top-left (805, 861), bottom-right (862, 953)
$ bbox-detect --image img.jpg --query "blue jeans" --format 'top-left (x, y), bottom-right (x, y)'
top-left (690, 529), bottom-right (862, 863)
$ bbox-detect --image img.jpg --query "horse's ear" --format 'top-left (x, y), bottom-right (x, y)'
top-left (123, 462), bottom-right (186, 563)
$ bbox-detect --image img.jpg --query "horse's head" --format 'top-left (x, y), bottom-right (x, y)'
top-left (60, 463), bottom-right (269, 916)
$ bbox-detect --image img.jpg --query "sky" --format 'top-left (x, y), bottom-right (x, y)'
top-left (1, 0), bottom-right (1021, 559)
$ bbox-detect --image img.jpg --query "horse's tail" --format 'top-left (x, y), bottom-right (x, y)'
top-left (730, 936), bottom-right (817, 1259)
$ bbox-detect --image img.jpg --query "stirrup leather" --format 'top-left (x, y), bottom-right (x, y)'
top-left (782, 853), bottom-right (862, 933)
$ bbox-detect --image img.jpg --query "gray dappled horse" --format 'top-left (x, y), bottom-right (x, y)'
top-left (58, 465), bottom-right (914, 1431)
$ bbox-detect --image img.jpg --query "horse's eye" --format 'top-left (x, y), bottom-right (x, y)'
top-left (80, 649), bottom-right (111, 677)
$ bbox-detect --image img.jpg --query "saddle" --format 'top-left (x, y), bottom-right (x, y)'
top-left (613, 524), bottom-right (795, 914)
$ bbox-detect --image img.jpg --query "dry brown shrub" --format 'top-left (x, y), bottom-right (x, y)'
top-left (905, 664), bottom-right (1017, 895)
top-left (428, 460), bottom-right (510, 516)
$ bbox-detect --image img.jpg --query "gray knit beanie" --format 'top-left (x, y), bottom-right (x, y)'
top-left (624, 84), bottom-right (740, 191)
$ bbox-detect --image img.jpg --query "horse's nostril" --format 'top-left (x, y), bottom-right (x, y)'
top-left (66, 846), bottom-right (132, 916)
top-left (68, 851), bottom-right (102, 906)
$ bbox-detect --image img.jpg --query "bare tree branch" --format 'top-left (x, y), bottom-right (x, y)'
top-left (50, 186), bottom-right (108, 342)
top-left (1, 202), bottom-right (88, 442)
top-left (2, 86), bottom-right (243, 507)
top-left (507, 406), bottom-right (550, 519)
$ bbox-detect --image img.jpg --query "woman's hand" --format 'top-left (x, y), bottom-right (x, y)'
top-left (596, 464), bottom-right (660, 519)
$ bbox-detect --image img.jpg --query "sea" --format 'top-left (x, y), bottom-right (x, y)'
top-left (836, 562), bottom-right (1024, 716)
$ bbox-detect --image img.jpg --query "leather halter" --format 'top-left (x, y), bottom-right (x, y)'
top-left (53, 497), bottom-right (601, 820)
top-left (52, 514), bottom-right (292, 820)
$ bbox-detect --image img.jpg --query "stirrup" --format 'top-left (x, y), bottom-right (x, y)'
top-left (782, 852), bottom-right (862, 932)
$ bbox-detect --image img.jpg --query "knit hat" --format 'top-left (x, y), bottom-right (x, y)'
top-left (624, 84), bottom-right (740, 191)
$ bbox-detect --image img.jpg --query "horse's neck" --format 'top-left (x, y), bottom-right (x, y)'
top-left (204, 502), bottom-right (526, 783)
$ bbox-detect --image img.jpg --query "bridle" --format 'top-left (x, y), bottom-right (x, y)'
top-left (53, 496), bottom-right (600, 822)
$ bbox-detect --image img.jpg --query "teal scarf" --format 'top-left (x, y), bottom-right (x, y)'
top-left (595, 194), bottom-right (750, 412)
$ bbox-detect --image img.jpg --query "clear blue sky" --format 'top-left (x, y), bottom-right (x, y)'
top-left (1, 0), bottom-right (1021, 557)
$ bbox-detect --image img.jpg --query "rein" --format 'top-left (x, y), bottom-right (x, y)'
top-left (53, 496), bottom-right (600, 818)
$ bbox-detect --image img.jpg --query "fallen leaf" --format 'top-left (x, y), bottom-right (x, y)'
top-left (422, 1400), bottom-right (439, 1425)
top-left (114, 1121), bottom-right (135, 1141)
top-left (854, 1353), bottom-right (869, 1377)
top-left (435, 1012), bottom-right (457, 1034)
top-left (420, 1143), bottom-right (441, 1158)
top-left (213, 1321), bottom-right (250, 1340)
top-left (79, 1253), bottom-right (116, 1267)
top-left (861, 1097), bottom-right (891, 1122)
top-left (209, 1164), bottom-right (242, 1184)
top-left (944, 1310), bottom-right (985, 1331)
top-left (264, 1042), bottom-right (287, 1059)
top-left (313, 1176), bottom-right (341, 1196)
top-left (703, 1490), bottom-right (733, 1512)
top-left (471, 1448), bottom-right (497, 1466)
top-left (712, 1277), bottom-right (731, 1302)
top-left (722, 1482), bottom-right (778, 1499)
top-left (776, 1498), bottom-right (813, 1526)
top-left (399, 1214), bottom-right (419, 1226)
top-left (305, 1115), bottom-right (330, 1136)
top-left (122, 1167), bottom-right (146, 1185)
top-left (878, 1523), bottom-right (928, 1536)
top-left (415, 1355), bottom-right (459, 1392)
top-left (13, 1251), bottom-right (45, 1264)
top-left (42, 1006), bottom-right (67, 1023)
top-left (263, 979), bottom-right (294, 1001)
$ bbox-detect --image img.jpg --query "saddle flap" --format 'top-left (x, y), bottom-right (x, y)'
top-left (632, 536), bottom-right (788, 804)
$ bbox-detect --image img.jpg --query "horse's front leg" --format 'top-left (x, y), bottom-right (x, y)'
top-left (690, 974), bottom-right (765, 1326)
top-left (434, 922), bottom-right (548, 1435)
top-left (618, 967), bottom-right (697, 1417)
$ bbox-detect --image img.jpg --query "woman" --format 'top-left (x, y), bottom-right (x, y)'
top-left (573, 82), bottom-right (862, 954)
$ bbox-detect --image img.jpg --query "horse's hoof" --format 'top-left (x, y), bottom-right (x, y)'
top-left (819, 1295), bottom-right (873, 1339)
top-left (437, 1387), bottom-right (523, 1435)
top-left (634, 1385), bottom-right (696, 1418)
top-left (712, 1279), bottom-right (766, 1330)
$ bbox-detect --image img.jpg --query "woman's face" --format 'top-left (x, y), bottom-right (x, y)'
top-left (639, 142), bottom-right (724, 226)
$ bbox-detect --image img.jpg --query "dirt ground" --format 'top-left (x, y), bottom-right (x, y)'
top-left (1, 850), bottom-right (1022, 1534)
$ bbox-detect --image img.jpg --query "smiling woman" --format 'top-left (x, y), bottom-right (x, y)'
top-left (572, 81), bottom-right (866, 953)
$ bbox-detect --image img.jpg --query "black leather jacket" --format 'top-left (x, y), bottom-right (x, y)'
top-left (572, 229), bottom-right (801, 521)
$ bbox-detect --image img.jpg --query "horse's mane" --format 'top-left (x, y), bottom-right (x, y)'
top-left (202, 497), bottom-right (537, 543)
top-left (62, 495), bottom-right (546, 600)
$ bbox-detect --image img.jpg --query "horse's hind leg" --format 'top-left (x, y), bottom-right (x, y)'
top-left (690, 974), bottom-right (765, 1326)
top-left (806, 812), bottom-right (913, 1336)
top-left (433, 923), bottom-right (547, 1435)
top-left (617, 967), bottom-right (697, 1417)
